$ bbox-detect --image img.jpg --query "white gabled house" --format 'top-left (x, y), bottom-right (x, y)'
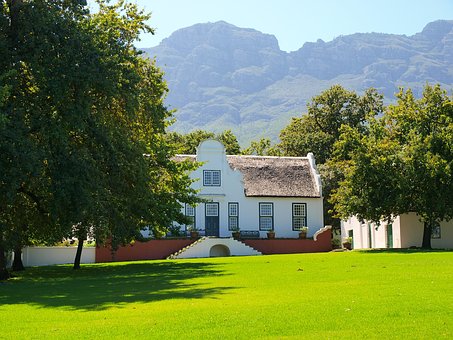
top-left (174, 139), bottom-right (324, 238)
top-left (342, 213), bottom-right (453, 249)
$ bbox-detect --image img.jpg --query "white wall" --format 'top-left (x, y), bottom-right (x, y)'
top-left (399, 213), bottom-right (424, 248)
top-left (342, 213), bottom-right (453, 249)
top-left (400, 213), bottom-right (453, 249)
top-left (433, 220), bottom-right (453, 249)
top-left (181, 140), bottom-right (324, 238)
top-left (341, 216), bottom-right (399, 249)
top-left (21, 247), bottom-right (96, 267)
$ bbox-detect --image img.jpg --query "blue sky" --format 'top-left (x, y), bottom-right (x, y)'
top-left (89, 0), bottom-right (453, 51)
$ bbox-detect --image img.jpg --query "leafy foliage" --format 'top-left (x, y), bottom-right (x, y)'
top-left (0, 0), bottom-right (199, 276)
top-left (331, 85), bottom-right (453, 248)
top-left (241, 138), bottom-right (280, 156)
top-left (217, 129), bottom-right (241, 155)
top-left (166, 129), bottom-right (241, 155)
top-left (276, 85), bottom-right (384, 228)
top-left (279, 85), bottom-right (383, 163)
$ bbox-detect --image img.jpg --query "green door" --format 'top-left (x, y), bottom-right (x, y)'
top-left (348, 230), bottom-right (354, 249)
top-left (205, 203), bottom-right (219, 237)
top-left (387, 224), bottom-right (393, 248)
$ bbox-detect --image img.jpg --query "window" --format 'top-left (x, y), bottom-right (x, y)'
top-left (431, 221), bottom-right (441, 239)
top-left (185, 204), bottom-right (195, 230)
top-left (203, 170), bottom-right (221, 186)
top-left (259, 203), bottom-right (273, 231)
top-left (205, 203), bottom-right (219, 216)
top-left (228, 202), bottom-right (239, 230)
top-left (292, 203), bottom-right (307, 231)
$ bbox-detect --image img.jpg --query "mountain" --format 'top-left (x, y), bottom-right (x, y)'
top-left (143, 20), bottom-right (453, 145)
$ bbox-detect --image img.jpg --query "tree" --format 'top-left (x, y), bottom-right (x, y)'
top-left (217, 129), bottom-right (241, 154)
top-left (277, 85), bottom-right (384, 228)
top-left (0, 0), bottom-right (54, 279)
top-left (279, 85), bottom-right (384, 163)
top-left (166, 129), bottom-right (242, 155)
top-left (0, 0), bottom-right (199, 277)
top-left (242, 138), bottom-right (280, 156)
top-left (278, 116), bottom-right (330, 162)
top-left (167, 130), bottom-right (215, 154)
top-left (387, 85), bottom-right (453, 248)
top-left (331, 85), bottom-right (453, 248)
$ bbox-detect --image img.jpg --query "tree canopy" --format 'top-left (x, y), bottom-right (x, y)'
top-left (0, 0), bottom-right (199, 278)
top-left (331, 85), bottom-right (453, 248)
top-left (167, 129), bottom-right (241, 155)
top-left (241, 138), bottom-right (280, 156)
top-left (276, 85), bottom-right (384, 228)
top-left (279, 85), bottom-right (384, 163)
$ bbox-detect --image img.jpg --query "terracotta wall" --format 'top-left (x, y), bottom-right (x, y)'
top-left (96, 239), bottom-right (195, 263)
top-left (96, 228), bottom-right (332, 263)
top-left (242, 228), bottom-right (332, 254)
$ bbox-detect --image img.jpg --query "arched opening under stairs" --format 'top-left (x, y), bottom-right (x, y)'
top-left (209, 244), bottom-right (231, 257)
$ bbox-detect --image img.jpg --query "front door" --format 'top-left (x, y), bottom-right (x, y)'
top-left (205, 203), bottom-right (219, 237)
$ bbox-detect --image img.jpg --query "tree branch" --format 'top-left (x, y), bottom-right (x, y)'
top-left (17, 184), bottom-right (48, 215)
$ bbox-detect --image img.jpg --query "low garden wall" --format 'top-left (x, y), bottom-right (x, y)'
top-left (21, 246), bottom-right (96, 267)
top-left (95, 227), bottom-right (332, 262)
top-left (15, 228), bottom-right (331, 267)
top-left (242, 227), bottom-right (332, 254)
top-left (95, 239), bottom-right (195, 263)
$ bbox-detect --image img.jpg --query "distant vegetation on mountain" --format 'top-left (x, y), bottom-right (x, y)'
top-left (143, 20), bottom-right (453, 144)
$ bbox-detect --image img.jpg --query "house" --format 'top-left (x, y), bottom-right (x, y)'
top-left (341, 213), bottom-right (453, 249)
top-left (96, 139), bottom-right (331, 261)
top-left (173, 139), bottom-right (324, 238)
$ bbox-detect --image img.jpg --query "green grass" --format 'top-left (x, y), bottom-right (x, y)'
top-left (1, 251), bottom-right (452, 339)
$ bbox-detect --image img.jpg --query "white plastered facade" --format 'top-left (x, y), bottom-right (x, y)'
top-left (178, 140), bottom-right (324, 238)
top-left (341, 213), bottom-right (453, 249)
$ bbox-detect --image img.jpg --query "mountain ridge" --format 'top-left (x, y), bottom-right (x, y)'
top-left (143, 20), bottom-right (453, 145)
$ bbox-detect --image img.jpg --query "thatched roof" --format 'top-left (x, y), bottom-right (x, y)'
top-left (173, 154), bottom-right (321, 198)
top-left (227, 155), bottom-right (320, 198)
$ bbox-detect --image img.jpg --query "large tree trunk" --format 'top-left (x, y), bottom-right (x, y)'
top-left (421, 221), bottom-right (432, 249)
top-left (73, 237), bottom-right (85, 270)
top-left (0, 245), bottom-right (11, 281)
top-left (12, 246), bottom-right (25, 271)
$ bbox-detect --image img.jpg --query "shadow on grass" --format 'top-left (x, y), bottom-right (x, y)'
top-left (0, 261), bottom-right (233, 311)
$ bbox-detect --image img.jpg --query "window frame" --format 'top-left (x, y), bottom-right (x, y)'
top-left (228, 202), bottom-right (239, 231)
top-left (203, 170), bottom-right (221, 186)
top-left (205, 202), bottom-right (219, 217)
top-left (292, 203), bottom-right (307, 231)
top-left (185, 204), bottom-right (196, 230)
top-left (259, 202), bottom-right (274, 231)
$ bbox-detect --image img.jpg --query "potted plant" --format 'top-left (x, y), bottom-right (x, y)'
top-left (267, 230), bottom-right (275, 239)
top-left (231, 226), bottom-right (241, 240)
top-left (298, 226), bottom-right (308, 239)
top-left (342, 236), bottom-right (353, 250)
top-left (331, 238), bottom-right (341, 249)
top-left (187, 226), bottom-right (199, 239)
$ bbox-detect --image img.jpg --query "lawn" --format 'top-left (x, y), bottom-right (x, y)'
top-left (1, 251), bottom-right (452, 339)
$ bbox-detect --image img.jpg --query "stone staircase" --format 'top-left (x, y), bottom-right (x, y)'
top-left (167, 237), bottom-right (208, 259)
top-left (167, 237), bottom-right (262, 259)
